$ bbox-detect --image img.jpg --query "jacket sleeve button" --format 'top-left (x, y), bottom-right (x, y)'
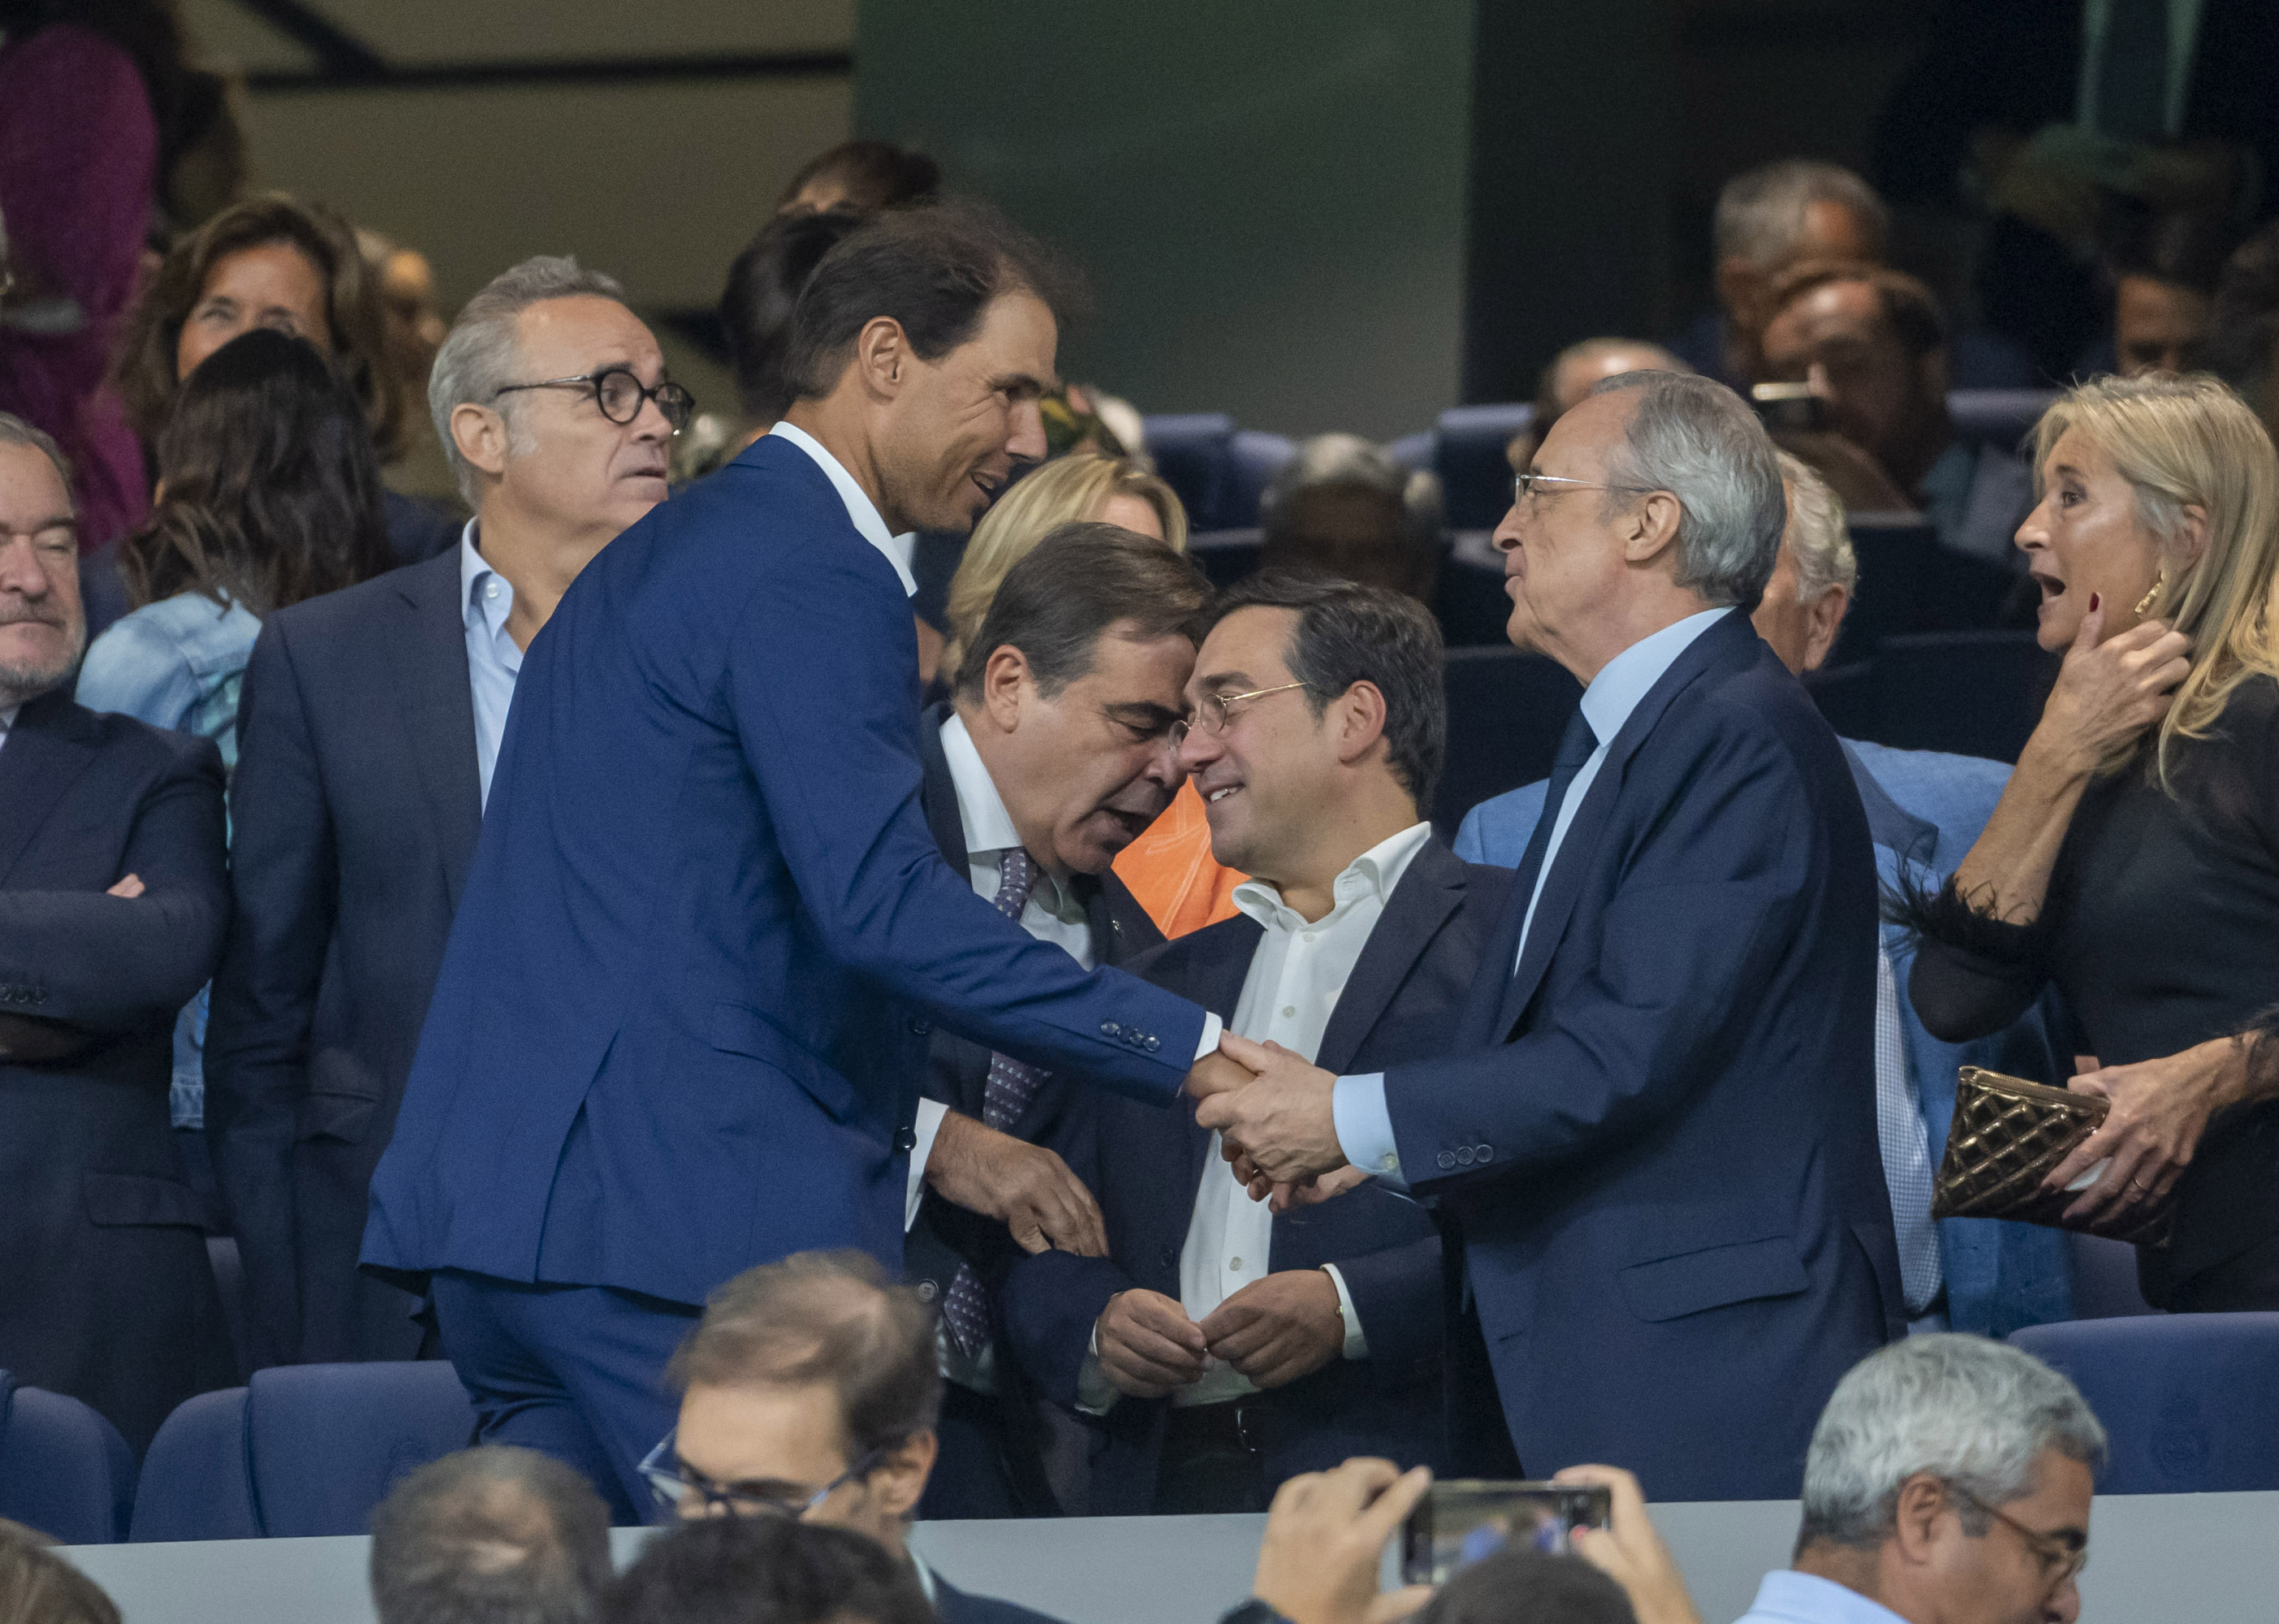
top-left (1437, 1151), bottom-right (1457, 1170)
top-left (1101, 1021), bottom-right (1121, 1037)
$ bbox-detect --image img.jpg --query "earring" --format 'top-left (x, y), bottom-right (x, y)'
top-left (2134, 569), bottom-right (2169, 617)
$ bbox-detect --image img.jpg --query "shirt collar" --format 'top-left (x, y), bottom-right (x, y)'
top-left (1578, 605), bottom-right (1732, 750)
top-left (1742, 1571), bottom-right (1912, 1624)
top-left (768, 420), bottom-right (919, 597)
top-left (458, 521), bottom-right (515, 636)
top-left (907, 1549), bottom-right (936, 1606)
top-left (0, 703), bottom-right (17, 738)
top-left (1232, 820), bottom-right (1434, 930)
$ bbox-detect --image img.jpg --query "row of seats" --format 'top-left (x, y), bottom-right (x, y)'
top-left (1140, 389), bottom-right (2058, 532)
top-left (5, 1300), bottom-right (2270, 1547)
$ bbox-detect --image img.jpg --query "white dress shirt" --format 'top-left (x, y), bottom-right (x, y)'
top-left (768, 420), bottom-right (919, 596)
top-left (1082, 822), bottom-right (1431, 1412)
top-left (1733, 1570), bottom-right (1912, 1624)
top-left (0, 702), bottom-right (17, 757)
top-left (458, 525), bottom-right (523, 808)
top-left (1331, 607), bottom-right (1733, 1182)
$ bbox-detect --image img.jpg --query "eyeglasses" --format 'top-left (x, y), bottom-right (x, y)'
top-left (1949, 1484), bottom-right (2089, 1590)
top-left (492, 365), bottom-right (693, 433)
top-left (1167, 681), bottom-right (1309, 752)
top-left (1513, 472), bottom-right (1657, 503)
top-left (638, 1430), bottom-right (896, 1518)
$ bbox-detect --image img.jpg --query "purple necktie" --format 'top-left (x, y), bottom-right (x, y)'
top-left (940, 849), bottom-right (1051, 1358)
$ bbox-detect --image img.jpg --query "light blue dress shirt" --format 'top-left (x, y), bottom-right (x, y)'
top-left (459, 524), bottom-right (522, 809)
top-left (1330, 606), bottom-right (1733, 1183)
top-left (1733, 1570), bottom-right (1912, 1624)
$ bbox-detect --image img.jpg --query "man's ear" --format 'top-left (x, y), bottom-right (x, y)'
top-left (1622, 490), bottom-right (1684, 568)
top-left (1803, 583), bottom-right (1850, 673)
top-left (450, 402), bottom-right (509, 482)
top-left (1333, 680), bottom-right (1390, 768)
top-left (855, 315), bottom-right (910, 399)
top-left (1888, 1473), bottom-right (1949, 1567)
top-left (869, 1430), bottom-right (938, 1521)
top-left (980, 644), bottom-right (1033, 732)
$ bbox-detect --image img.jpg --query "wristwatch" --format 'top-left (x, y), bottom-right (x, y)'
top-left (1218, 1600), bottom-right (1295, 1624)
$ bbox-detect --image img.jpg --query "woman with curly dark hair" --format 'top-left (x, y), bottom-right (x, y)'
top-left (76, 326), bottom-right (391, 1133)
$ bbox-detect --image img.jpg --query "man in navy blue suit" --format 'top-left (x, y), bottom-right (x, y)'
top-left (362, 203), bottom-right (1230, 1520)
top-left (1193, 371), bottom-right (1904, 1501)
top-left (1457, 453), bottom-right (2072, 1338)
top-left (1003, 576), bottom-right (1505, 1514)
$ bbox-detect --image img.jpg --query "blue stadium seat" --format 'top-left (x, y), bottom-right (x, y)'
top-left (1185, 528), bottom-right (1263, 590)
top-left (2009, 1315), bottom-right (2279, 1492)
top-left (1229, 430), bottom-right (1297, 527)
top-left (0, 1371), bottom-right (135, 1544)
top-left (1433, 645), bottom-right (1582, 836)
top-left (1864, 630), bottom-right (2055, 763)
top-left (1948, 388), bottom-right (2059, 456)
top-left (130, 1362), bottom-right (475, 1540)
top-left (1432, 404), bottom-right (1534, 530)
top-left (1141, 413), bottom-right (1238, 530)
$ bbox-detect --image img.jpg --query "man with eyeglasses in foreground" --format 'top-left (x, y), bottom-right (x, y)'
top-left (650, 1250), bottom-right (1063, 1624)
top-left (1738, 1337), bottom-right (2099, 1624)
top-left (209, 255), bottom-right (681, 1369)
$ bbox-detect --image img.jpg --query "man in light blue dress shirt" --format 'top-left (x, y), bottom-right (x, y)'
top-left (207, 256), bottom-right (678, 1369)
top-left (1735, 1337), bottom-right (2100, 1624)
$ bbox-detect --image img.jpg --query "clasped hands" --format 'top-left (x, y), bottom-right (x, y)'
top-left (1185, 1032), bottom-right (1363, 1207)
top-left (1094, 1273), bottom-right (1344, 1397)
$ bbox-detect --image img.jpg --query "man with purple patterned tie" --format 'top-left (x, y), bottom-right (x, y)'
top-left (900, 523), bottom-right (1213, 1517)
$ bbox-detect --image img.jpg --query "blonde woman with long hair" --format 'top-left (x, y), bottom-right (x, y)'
top-left (1907, 373), bottom-right (2279, 1311)
top-left (941, 453), bottom-right (1239, 935)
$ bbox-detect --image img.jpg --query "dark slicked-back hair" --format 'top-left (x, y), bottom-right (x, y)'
top-left (667, 1250), bottom-right (940, 1458)
top-left (719, 207), bottom-right (865, 423)
top-left (604, 1517), bottom-right (930, 1624)
top-left (953, 521), bottom-right (1212, 700)
top-left (1211, 571), bottom-right (1447, 811)
top-left (784, 200), bottom-right (1086, 400)
top-left (776, 140), bottom-right (941, 216)
top-left (1417, 1548), bottom-right (1638, 1624)
top-left (369, 1447), bottom-right (612, 1624)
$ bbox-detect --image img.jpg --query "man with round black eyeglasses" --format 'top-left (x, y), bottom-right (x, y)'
top-left (651, 1250), bottom-right (1064, 1624)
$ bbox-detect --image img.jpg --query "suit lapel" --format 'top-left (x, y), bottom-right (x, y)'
top-left (916, 702), bottom-right (970, 870)
top-left (1495, 611), bottom-right (1754, 1038)
top-left (0, 692), bottom-right (99, 883)
top-left (1315, 839), bottom-right (1465, 1073)
top-left (389, 552), bottom-right (483, 909)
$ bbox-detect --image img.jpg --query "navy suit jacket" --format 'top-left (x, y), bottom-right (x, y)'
top-left (1004, 837), bottom-right (1508, 1514)
top-left (0, 690), bottom-right (234, 1451)
top-left (361, 435), bottom-right (1207, 1307)
top-left (902, 702), bottom-right (1165, 1311)
top-left (1404, 611), bottom-right (1901, 1501)
top-left (206, 548), bottom-right (480, 1367)
top-left (932, 1577), bottom-right (1064, 1624)
top-left (1456, 739), bottom-right (2075, 1337)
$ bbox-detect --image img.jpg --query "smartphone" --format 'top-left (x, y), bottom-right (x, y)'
top-left (1749, 382), bottom-right (1830, 433)
top-left (1401, 1479), bottom-right (1613, 1583)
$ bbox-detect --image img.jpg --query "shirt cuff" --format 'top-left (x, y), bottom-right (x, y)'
top-left (1332, 1073), bottom-right (1406, 1189)
top-left (1319, 1264), bottom-right (1369, 1361)
top-left (1076, 1320), bottom-right (1123, 1415)
top-left (1193, 1011), bottom-right (1223, 1062)
top-left (904, 1098), bottom-right (950, 1232)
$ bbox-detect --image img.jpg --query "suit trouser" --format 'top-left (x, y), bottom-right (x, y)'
top-left (430, 1269), bottom-right (697, 1524)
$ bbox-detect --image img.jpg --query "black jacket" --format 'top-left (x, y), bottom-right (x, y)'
top-left (0, 689), bottom-right (235, 1451)
top-left (1003, 836), bottom-right (1510, 1514)
top-left (205, 548), bottom-right (481, 1366)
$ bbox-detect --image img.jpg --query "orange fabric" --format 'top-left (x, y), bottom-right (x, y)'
top-left (1112, 780), bottom-right (1245, 938)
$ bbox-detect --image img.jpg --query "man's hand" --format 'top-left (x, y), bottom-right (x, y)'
top-left (1198, 1269), bottom-right (1345, 1390)
top-left (1094, 1289), bottom-right (1207, 1398)
top-left (1271, 1165), bottom-right (1372, 1213)
top-left (1553, 1465), bottom-right (1703, 1624)
top-left (1194, 1034), bottom-right (1347, 1188)
top-left (1252, 1458), bottom-right (1434, 1624)
top-left (106, 873), bottom-right (145, 898)
top-left (923, 1109), bottom-right (1107, 1256)
top-left (1186, 1043), bottom-right (1260, 1101)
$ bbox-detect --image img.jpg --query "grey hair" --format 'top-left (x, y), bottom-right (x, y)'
top-left (370, 1446), bottom-right (612, 1624)
top-left (1590, 370), bottom-right (1785, 607)
top-left (0, 411), bottom-right (73, 505)
top-left (1799, 1336), bottom-right (2107, 1553)
top-left (1714, 159), bottom-right (1889, 270)
top-left (429, 255), bottom-right (626, 503)
top-left (1263, 432), bottom-right (1443, 552)
top-left (1776, 451), bottom-right (1857, 600)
